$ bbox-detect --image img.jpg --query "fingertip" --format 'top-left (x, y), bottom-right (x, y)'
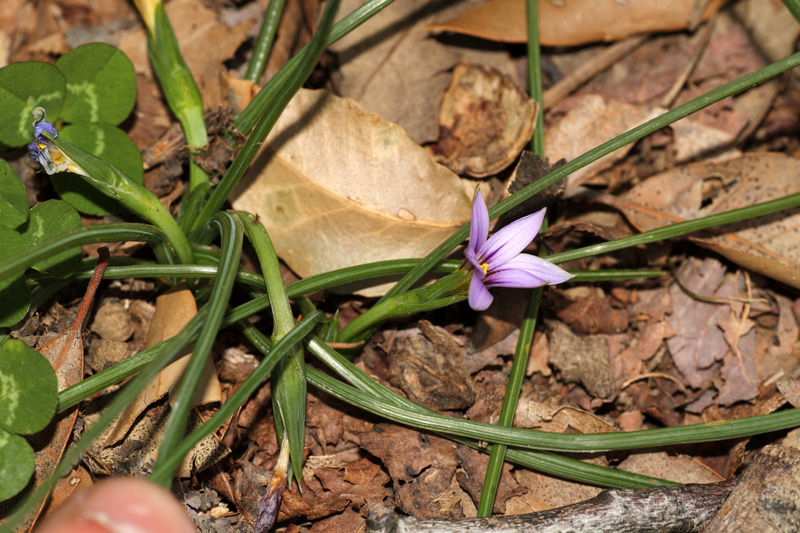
top-left (36, 478), bottom-right (195, 533)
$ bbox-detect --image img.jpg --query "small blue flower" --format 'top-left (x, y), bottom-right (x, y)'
top-left (28, 107), bottom-right (70, 175)
top-left (464, 190), bottom-right (573, 311)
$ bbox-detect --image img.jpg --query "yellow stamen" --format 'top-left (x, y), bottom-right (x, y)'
top-left (481, 262), bottom-right (489, 275)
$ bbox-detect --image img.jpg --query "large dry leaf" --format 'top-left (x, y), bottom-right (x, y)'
top-left (231, 88), bottom-right (476, 296)
top-left (599, 153), bottom-right (800, 290)
top-left (331, 0), bottom-right (518, 144)
top-left (427, 0), bottom-right (726, 46)
top-left (106, 284), bottom-right (221, 445)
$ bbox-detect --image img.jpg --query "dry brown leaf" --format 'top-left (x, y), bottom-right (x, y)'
top-left (431, 61), bottom-right (537, 178)
top-left (548, 286), bottom-right (630, 335)
top-left (514, 398), bottom-right (617, 434)
top-left (601, 153), bottom-right (800, 289)
top-left (426, 0), bottom-right (725, 46)
top-left (547, 320), bottom-right (616, 399)
top-left (331, 0), bottom-right (518, 144)
top-left (231, 88), bottom-right (478, 296)
top-left (666, 257), bottom-right (730, 390)
top-left (359, 424), bottom-right (464, 519)
top-left (545, 95), bottom-right (665, 188)
top-left (618, 452), bottom-right (724, 484)
top-left (106, 284), bottom-right (221, 445)
top-left (386, 321), bottom-right (476, 411)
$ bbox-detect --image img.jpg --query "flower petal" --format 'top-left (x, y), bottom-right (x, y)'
top-left (468, 273), bottom-right (493, 311)
top-left (468, 189), bottom-right (489, 254)
top-left (34, 121), bottom-right (58, 140)
top-left (464, 246), bottom-right (485, 279)
top-left (479, 208), bottom-right (545, 267)
top-left (486, 254), bottom-right (573, 288)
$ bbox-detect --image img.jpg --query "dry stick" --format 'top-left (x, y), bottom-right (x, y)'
top-left (366, 480), bottom-right (736, 533)
top-left (542, 34), bottom-right (647, 110)
top-left (704, 444), bottom-right (800, 532)
top-left (658, 16), bottom-right (716, 108)
top-left (367, 444), bottom-right (800, 532)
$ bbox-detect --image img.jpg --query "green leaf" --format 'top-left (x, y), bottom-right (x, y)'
top-left (0, 427), bottom-right (35, 502)
top-left (19, 199), bottom-right (82, 276)
top-left (0, 227), bottom-right (26, 292)
top-left (0, 277), bottom-right (30, 328)
top-left (0, 160), bottom-right (28, 229)
top-left (55, 43), bottom-right (137, 126)
top-left (0, 339), bottom-right (58, 435)
top-left (0, 62), bottom-right (65, 147)
top-left (50, 122), bottom-right (144, 216)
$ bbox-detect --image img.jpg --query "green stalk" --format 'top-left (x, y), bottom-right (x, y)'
top-left (379, 52), bottom-right (800, 301)
top-left (301, 344), bottom-right (673, 489)
top-left (477, 289), bottom-right (542, 516)
top-left (337, 271), bottom-right (468, 342)
top-left (145, 1), bottom-right (209, 191)
top-left (478, 1), bottom-right (547, 514)
top-left (189, 0), bottom-right (341, 234)
top-left (547, 191), bottom-right (800, 265)
top-left (150, 212), bottom-right (243, 486)
top-left (239, 212), bottom-right (306, 484)
top-left (306, 338), bottom-right (800, 451)
top-left (0, 224), bottom-right (167, 280)
top-left (244, 0), bottom-right (287, 83)
top-left (49, 135), bottom-right (193, 264)
top-left (527, 0), bottom-right (545, 156)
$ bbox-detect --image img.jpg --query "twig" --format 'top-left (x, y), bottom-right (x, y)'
top-left (542, 34), bottom-right (647, 110)
top-left (366, 480), bottom-right (736, 533)
top-left (703, 444), bottom-right (800, 532)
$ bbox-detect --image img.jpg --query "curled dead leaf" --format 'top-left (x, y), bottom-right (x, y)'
top-left (431, 61), bottom-right (537, 178)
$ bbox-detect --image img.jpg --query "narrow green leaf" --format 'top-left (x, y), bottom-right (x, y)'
top-left (0, 428), bottom-right (35, 502)
top-left (19, 199), bottom-right (82, 276)
top-left (0, 339), bottom-right (58, 435)
top-left (0, 161), bottom-right (28, 229)
top-left (150, 213), bottom-right (243, 485)
top-left (239, 212), bottom-right (306, 484)
top-left (0, 62), bottom-right (65, 147)
top-left (0, 223), bottom-right (167, 284)
top-left (54, 43), bottom-right (136, 126)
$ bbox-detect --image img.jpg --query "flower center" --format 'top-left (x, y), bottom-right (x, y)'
top-left (481, 262), bottom-right (489, 275)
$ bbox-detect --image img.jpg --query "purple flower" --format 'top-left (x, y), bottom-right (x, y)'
top-left (464, 190), bottom-right (573, 311)
top-left (27, 107), bottom-right (70, 175)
